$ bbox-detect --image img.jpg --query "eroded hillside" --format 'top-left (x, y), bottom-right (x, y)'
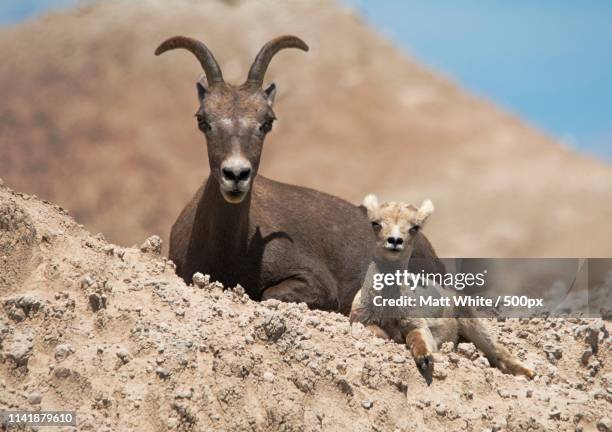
top-left (1, 0), bottom-right (611, 256)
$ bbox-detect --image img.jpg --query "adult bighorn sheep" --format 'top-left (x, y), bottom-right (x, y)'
top-left (155, 35), bottom-right (442, 313)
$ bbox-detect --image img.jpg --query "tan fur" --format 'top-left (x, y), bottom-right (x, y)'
top-left (162, 37), bottom-right (446, 313)
top-left (351, 195), bottom-right (535, 381)
top-left (362, 197), bottom-right (433, 263)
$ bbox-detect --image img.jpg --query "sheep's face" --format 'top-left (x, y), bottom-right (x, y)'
top-left (196, 82), bottom-right (277, 204)
top-left (362, 195), bottom-right (434, 262)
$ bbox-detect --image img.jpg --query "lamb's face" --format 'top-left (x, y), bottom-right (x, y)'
top-left (362, 195), bottom-right (434, 262)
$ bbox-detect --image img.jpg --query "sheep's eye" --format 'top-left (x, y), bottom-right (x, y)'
top-left (409, 225), bottom-right (420, 235)
top-left (371, 221), bottom-right (382, 231)
top-left (259, 118), bottom-right (274, 134)
top-left (196, 114), bottom-right (211, 132)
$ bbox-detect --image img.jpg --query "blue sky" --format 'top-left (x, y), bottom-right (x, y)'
top-left (346, 0), bottom-right (612, 160)
top-left (2, 1), bottom-right (611, 160)
top-left (0, 0), bottom-right (79, 25)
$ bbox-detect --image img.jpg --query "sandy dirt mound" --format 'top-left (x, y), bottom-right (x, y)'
top-left (1, 186), bottom-right (610, 432)
top-left (0, 186), bottom-right (37, 293)
top-left (1, 0), bottom-right (611, 257)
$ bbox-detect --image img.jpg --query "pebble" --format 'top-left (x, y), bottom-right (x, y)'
top-left (475, 356), bottom-right (490, 368)
top-left (263, 371), bottom-right (275, 382)
top-left (305, 317), bottom-right (321, 327)
top-left (81, 274), bottom-right (95, 289)
top-left (156, 367), bottom-right (169, 379)
top-left (457, 343), bottom-right (476, 359)
top-left (174, 389), bottom-right (193, 399)
top-left (4, 335), bottom-right (33, 366)
top-left (439, 342), bottom-right (454, 354)
top-left (361, 399), bottom-right (373, 409)
top-left (493, 417), bottom-right (507, 431)
top-left (116, 347), bottom-right (130, 364)
top-left (543, 344), bottom-right (563, 361)
top-left (166, 417), bottom-right (178, 429)
top-left (192, 272), bottom-right (210, 288)
top-left (140, 235), bottom-right (162, 254)
top-left (433, 368), bottom-right (447, 380)
top-left (549, 407), bottom-right (561, 420)
top-left (585, 320), bottom-right (607, 353)
top-left (27, 392), bottom-right (42, 405)
top-left (88, 292), bottom-right (107, 312)
top-left (498, 389), bottom-right (510, 399)
top-left (8, 307), bottom-right (26, 322)
top-left (598, 417), bottom-right (612, 432)
top-left (336, 379), bottom-right (353, 396)
top-left (435, 403), bottom-right (447, 417)
top-left (392, 355), bottom-right (405, 364)
top-left (260, 314), bottom-right (286, 341)
top-left (581, 348), bottom-right (593, 366)
top-left (54, 367), bottom-right (72, 379)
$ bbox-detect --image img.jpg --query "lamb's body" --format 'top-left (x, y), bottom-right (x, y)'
top-left (351, 259), bottom-right (456, 339)
top-left (171, 175), bottom-right (440, 313)
top-left (351, 257), bottom-right (535, 381)
top-left (350, 196), bottom-right (535, 382)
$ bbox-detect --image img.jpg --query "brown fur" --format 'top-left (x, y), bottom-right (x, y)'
top-left (160, 36), bottom-right (444, 313)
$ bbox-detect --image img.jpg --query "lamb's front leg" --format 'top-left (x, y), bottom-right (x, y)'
top-left (349, 290), bottom-right (391, 339)
top-left (403, 319), bottom-right (436, 384)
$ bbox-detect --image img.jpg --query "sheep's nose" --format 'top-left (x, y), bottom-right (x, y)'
top-left (386, 237), bottom-right (404, 247)
top-left (221, 160), bottom-right (252, 184)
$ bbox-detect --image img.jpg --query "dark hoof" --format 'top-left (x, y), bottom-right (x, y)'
top-left (416, 353), bottom-right (434, 385)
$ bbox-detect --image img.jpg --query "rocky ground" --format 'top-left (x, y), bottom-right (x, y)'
top-left (0, 183), bottom-right (610, 431)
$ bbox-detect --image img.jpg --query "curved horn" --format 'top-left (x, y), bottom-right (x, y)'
top-left (155, 36), bottom-right (224, 84)
top-left (246, 35), bottom-right (309, 86)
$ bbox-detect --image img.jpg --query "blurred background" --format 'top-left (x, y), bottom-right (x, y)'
top-left (0, 0), bottom-right (611, 257)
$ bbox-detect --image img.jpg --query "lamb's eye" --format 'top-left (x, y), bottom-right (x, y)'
top-left (371, 221), bottom-right (382, 231)
top-left (196, 114), bottom-right (211, 132)
top-left (409, 225), bottom-right (420, 235)
top-left (259, 118), bottom-right (274, 134)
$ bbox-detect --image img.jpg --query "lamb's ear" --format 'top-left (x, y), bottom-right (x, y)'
top-left (416, 199), bottom-right (434, 223)
top-left (362, 194), bottom-right (379, 217)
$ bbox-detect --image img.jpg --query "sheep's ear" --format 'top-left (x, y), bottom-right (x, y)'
top-left (264, 83), bottom-right (277, 106)
top-left (196, 81), bottom-right (207, 102)
top-left (416, 199), bottom-right (434, 223)
top-left (362, 194), bottom-right (379, 217)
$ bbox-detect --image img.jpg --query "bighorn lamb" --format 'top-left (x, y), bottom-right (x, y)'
top-left (155, 35), bottom-right (442, 313)
top-left (350, 195), bottom-right (535, 381)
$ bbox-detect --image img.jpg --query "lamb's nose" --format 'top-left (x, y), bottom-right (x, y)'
top-left (221, 163), bottom-right (252, 183)
top-left (387, 237), bottom-right (403, 246)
